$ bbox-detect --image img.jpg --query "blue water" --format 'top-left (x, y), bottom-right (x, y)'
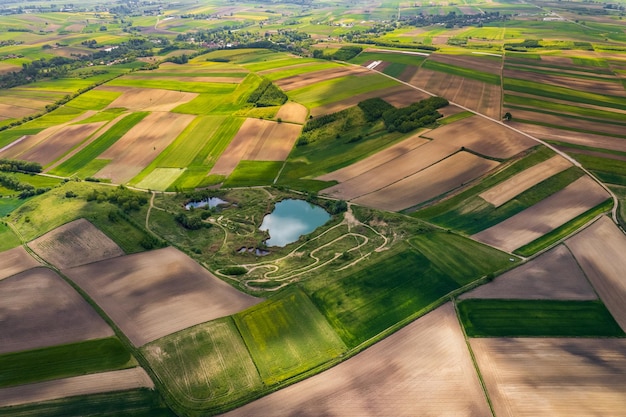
top-left (185, 197), bottom-right (226, 210)
top-left (259, 199), bottom-right (330, 247)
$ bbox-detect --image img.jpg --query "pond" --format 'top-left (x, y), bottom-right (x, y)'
top-left (259, 199), bottom-right (330, 247)
top-left (185, 197), bottom-right (226, 210)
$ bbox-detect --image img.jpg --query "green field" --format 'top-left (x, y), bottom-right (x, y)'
top-left (504, 94), bottom-right (626, 122)
top-left (421, 59), bottom-right (501, 85)
top-left (66, 90), bottom-right (122, 111)
top-left (457, 299), bottom-right (625, 337)
top-left (0, 337), bottom-right (135, 388)
top-left (106, 78), bottom-right (238, 94)
top-left (0, 221), bottom-right (21, 251)
top-left (143, 317), bottom-right (263, 412)
top-left (234, 288), bottom-right (347, 385)
top-left (222, 161), bottom-right (283, 188)
top-left (50, 112), bottom-right (149, 177)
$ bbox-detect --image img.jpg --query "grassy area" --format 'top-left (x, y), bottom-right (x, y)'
top-left (0, 389), bottom-right (175, 417)
top-left (50, 112), bottom-right (149, 177)
top-left (65, 90), bottom-right (122, 111)
top-left (134, 168), bottom-right (185, 191)
top-left (234, 288), bottom-right (347, 385)
top-left (421, 59), bottom-right (501, 85)
top-left (0, 221), bottom-right (21, 251)
top-left (263, 62), bottom-right (341, 81)
top-left (142, 317), bottom-right (263, 412)
top-left (568, 153), bottom-right (626, 186)
top-left (222, 161), bottom-right (283, 188)
top-left (514, 198), bottom-right (613, 256)
top-left (106, 78), bottom-right (238, 94)
top-left (457, 299), bottom-right (625, 337)
top-left (0, 337), bottom-right (135, 388)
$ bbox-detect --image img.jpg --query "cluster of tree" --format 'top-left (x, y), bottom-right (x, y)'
top-left (0, 56), bottom-right (76, 89)
top-left (0, 159), bottom-right (42, 173)
top-left (166, 54), bottom-right (189, 64)
top-left (85, 186), bottom-right (148, 212)
top-left (0, 173), bottom-right (49, 198)
top-left (247, 78), bottom-right (287, 107)
top-left (402, 11), bottom-right (506, 28)
top-left (174, 212), bottom-right (211, 230)
top-left (504, 39), bottom-right (542, 51)
top-left (353, 39), bottom-right (437, 52)
top-left (381, 96), bottom-right (449, 133)
top-left (358, 98), bottom-right (395, 122)
top-left (313, 45), bottom-right (363, 61)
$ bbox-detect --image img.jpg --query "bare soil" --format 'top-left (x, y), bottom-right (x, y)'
top-left (98, 86), bottom-right (198, 111)
top-left (460, 244), bottom-right (596, 300)
top-left (510, 123), bottom-right (626, 153)
top-left (504, 68), bottom-right (626, 97)
top-left (0, 367), bottom-right (153, 407)
top-left (353, 151), bottom-right (499, 211)
top-left (0, 246), bottom-right (41, 282)
top-left (275, 66), bottom-right (370, 91)
top-left (479, 155), bottom-right (572, 207)
top-left (472, 337), bottom-right (626, 417)
top-left (64, 246), bottom-right (261, 347)
top-left (219, 303), bottom-right (489, 417)
top-left (0, 103), bottom-right (37, 118)
top-left (422, 116), bottom-right (536, 159)
top-left (275, 102), bottom-right (308, 124)
top-left (0, 267), bottom-right (114, 354)
top-left (472, 176), bottom-right (610, 252)
top-left (566, 216), bottom-right (626, 332)
top-left (28, 219), bottom-right (124, 269)
top-left (96, 112), bottom-right (195, 184)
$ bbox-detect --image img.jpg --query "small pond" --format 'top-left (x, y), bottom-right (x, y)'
top-left (259, 199), bottom-right (330, 247)
top-left (185, 197), bottom-right (226, 210)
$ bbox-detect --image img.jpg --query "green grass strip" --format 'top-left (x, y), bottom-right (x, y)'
top-left (504, 94), bottom-right (626, 122)
top-left (422, 59), bottom-right (501, 85)
top-left (458, 299), bottom-right (625, 337)
top-left (50, 112), bottom-right (149, 177)
top-left (514, 198), bottom-right (613, 256)
top-left (223, 161), bottom-right (283, 188)
top-left (0, 337), bottom-right (134, 388)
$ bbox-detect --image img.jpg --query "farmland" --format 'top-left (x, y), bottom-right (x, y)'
top-left (1, 0), bottom-right (626, 415)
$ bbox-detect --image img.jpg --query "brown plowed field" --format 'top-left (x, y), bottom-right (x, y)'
top-left (472, 176), bottom-right (610, 253)
top-left (210, 118), bottom-right (301, 176)
top-left (64, 246), bottom-right (261, 347)
top-left (28, 219), bottom-right (124, 269)
top-left (96, 112), bottom-right (195, 184)
top-left (0, 103), bottom-right (38, 119)
top-left (310, 85), bottom-right (428, 117)
top-left (318, 133), bottom-right (429, 183)
top-left (98, 86), bottom-right (198, 111)
top-left (0, 367), bottom-right (154, 407)
top-left (503, 107), bottom-right (626, 137)
top-left (460, 244), bottom-right (596, 300)
top-left (0, 267), bottom-right (114, 354)
top-left (220, 303), bottom-right (489, 417)
top-left (408, 69), bottom-right (501, 118)
top-left (511, 123), bottom-right (626, 153)
top-left (472, 337), bottom-right (626, 417)
top-left (480, 155), bottom-right (572, 207)
top-left (0, 246), bottom-right (40, 281)
top-left (504, 68), bottom-right (626, 96)
top-left (320, 140), bottom-right (459, 201)
top-left (429, 53), bottom-right (502, 75)
top-left (352, 152), bottom-right (499, 212)
top-left (423, 116), bottom-right (536, 159)
top-left (566, 216), bottom-right (626, 332)
top-left (505, 63), bottom-right (617, 79)
top-left (275, 66), bottom-right (369, 91)
top-left (275, 102), bottom-right (308, 124)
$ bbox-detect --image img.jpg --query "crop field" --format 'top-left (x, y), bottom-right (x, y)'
top-left (143, 317), bottom-right (262, 412)
top-left (222, 161), bottom-right (283, 188)
top-left (64, 246), bottom-right (261, 346)
top-left (0, 246), bottom-right (41, 281)
top-left (472, 175), bottom-right (610, 252)
top-left (105, 78), bottom-right (237, 95)
top-left (65, 90), bottom-right (122, 111)
top-left (472, 338), bottom-right (626, 417)
top-left (275, 102), bottom-right (307, 124)
top-left (222, 303), bottom-right (490, 417)
top-left (0, 368), bottom-right (154, 408)
top-left (134, 168), bottom-right (185, 191)
top-left (28, 219), bottom-right (124, 269)
top-left (0, 268), bottom-right (114, 354)
top-left (461, 244), bottom-right (596, 300)
top-left (97, 86), bottom-right (198, 112)
top-left (274, 65), bottom-right (370, 91)
top-left (235, 288), bottom-right (347, 386)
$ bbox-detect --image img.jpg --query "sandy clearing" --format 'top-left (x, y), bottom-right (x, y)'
top-left (566, 216), bottom-right (626, 332)
top-left (64, 246), bottom-right (261, 347)
top-left (321, 140), bottom-right (459, 201)
top-left (472, 176), bottom-right (610, 252)
top-left (504, 68), bottom-right (626, 97)
top-left (511, 123), bottom-right (626, 153)
top-left (353, 152), bottom-right (499, 212)
top-left (0, 268), bottom-right (114, 354)
top-left (28, 219), bottom-right (124, 269)
top-left (0, 367), bottom-right (153, 408)
top-left (275, 66), bottom-right (369, 91)
top-left (98, 86), bottom-right (198, 111)
top-left (210, 118), bottom-right (301, 176)
top-left (460, 244), bottom-right (596, 300)
top-left (472, 337), bottom-right (626, 417)
top-left (96, 112), bottom-right (194, 184)
top-left (0, 246), bottom-right (41, 281)
top-left (429, 53), bottom-right (502, 75)
top-left (479, 155), bottom-right (572, 207)
top-left (219, 303), bottom-right (489, 417)
top-left (318, 133), bottom-right (430, 183)
top-left (275, 102), bottom-right (308, 124)
top-left (423, 116), bottom-right (536, 159)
